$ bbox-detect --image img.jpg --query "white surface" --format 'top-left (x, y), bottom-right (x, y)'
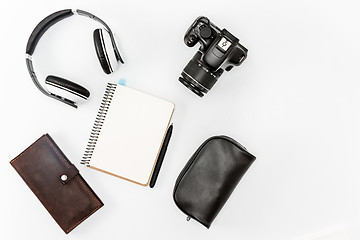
top-left (296, 227), bottom-right (352, 240)
top-left (0, 0), bottom-right (359, 239)
top-left (89, 84), bottom-right (174, 186)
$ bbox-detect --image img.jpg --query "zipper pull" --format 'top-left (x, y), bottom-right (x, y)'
top-left (186, 216), bottom-right (191, 221)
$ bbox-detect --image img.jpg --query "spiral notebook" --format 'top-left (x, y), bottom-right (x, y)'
top-left (81, 83), bottom-right (174, 186)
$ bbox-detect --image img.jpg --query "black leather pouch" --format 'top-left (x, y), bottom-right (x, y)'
top-left (173, 135), bottom-right (256, 228)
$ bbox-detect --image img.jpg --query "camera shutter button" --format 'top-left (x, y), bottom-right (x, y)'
top-left (200, 25), bottom-right (212, 38)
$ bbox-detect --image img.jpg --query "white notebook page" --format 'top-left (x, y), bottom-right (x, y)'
top-left (89, 84), bottom-right (174, 186)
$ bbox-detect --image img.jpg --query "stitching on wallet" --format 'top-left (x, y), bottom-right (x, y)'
top-left (65, 203), bottom-right (102, 233)
top-left (45, 138), bottom-right (100, 201)
top-left (45, 137), bottom-right (71, 168)
top-left (64, 176), bottom-right (102, 233)
top-left (45, 137), bottom-right (103, 233)
top-left (10, 135), bottom-right (45, 164)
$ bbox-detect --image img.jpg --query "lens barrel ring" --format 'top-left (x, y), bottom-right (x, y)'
top-left (179, 56), bottom-right (218, 97)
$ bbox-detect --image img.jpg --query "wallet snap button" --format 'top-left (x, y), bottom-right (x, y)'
top-left (61, 174), bottom-right (68, 181)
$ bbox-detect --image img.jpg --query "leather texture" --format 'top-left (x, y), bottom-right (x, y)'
top-left (26, 9), bottom-right (73, 55)
top-left (10, 134), bottom-right (103, 234)
top-left (93, 28), bottom-right (112, 74)
top-left (173, 136), bottom-right (256, 228)
top-left (45, 75), bottom-right (90, 99)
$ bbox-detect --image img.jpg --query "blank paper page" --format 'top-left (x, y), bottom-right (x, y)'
top-left (89, 84), bottom-right (174, 186)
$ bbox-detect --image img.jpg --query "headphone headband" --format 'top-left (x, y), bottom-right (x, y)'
top-left (26, 9), bottom-right (73, 55)
top-left (25, 9), bottom-right (124, 108)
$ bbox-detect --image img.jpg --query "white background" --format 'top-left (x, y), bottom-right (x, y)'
top-left (0, 0), bottom-right (359, 239)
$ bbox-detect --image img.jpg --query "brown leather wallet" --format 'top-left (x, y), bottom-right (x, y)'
top-left (10, 134), bottom-right (103, 234)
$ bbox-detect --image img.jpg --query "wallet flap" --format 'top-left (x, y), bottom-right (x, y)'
top-left (58, 164), bottom-right (79, 184)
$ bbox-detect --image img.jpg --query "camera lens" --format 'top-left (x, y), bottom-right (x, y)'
top-left (179, 52), bottom-right (219, 97)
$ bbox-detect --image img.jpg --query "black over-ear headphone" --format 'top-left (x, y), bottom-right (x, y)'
top-left (25, 9), bottom-right (124, 108)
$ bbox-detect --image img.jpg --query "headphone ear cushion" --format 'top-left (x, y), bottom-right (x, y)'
top-left (45, 75), bottom-right (90, 100)
top-left (93, 29), bottom-right (112, 74)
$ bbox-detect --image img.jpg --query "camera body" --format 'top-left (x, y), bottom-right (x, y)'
top-left (179, 16), bottom-right (248, 97)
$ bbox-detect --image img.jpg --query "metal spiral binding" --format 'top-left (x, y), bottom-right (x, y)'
top-left (81, 83), bottom-right (117, 165)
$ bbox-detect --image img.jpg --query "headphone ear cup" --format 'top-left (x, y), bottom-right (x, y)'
top-left (45, 75), bottom-right (90, 100)
top-left (93, 28), bottom-right (113, 74)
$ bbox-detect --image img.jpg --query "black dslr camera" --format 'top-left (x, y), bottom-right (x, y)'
top-left (179, 16), bottom-right (248, 97)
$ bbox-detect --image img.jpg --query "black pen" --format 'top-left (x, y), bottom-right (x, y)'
top-left (149, 124), bottom-right (173, 188)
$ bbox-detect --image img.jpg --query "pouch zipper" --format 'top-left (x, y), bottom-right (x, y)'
top-left (218, 135), bottom-right (247, 151)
